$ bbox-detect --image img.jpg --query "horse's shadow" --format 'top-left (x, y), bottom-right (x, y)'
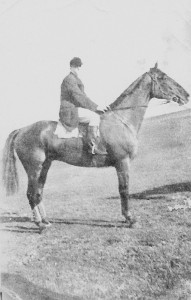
top-left (132, 181), bottom-right (191, 200)
top-left (0, 215), bottom-right (38, 233)
top-left (0, 215), bottom-right (31, 223)
top-left (109, 181), bottom-right (191, 201)
top-left (2, 219), bottom-right (129, 232)
top-left (2, 225), bottom-right (38, 233)
top-left (2, 272), bottom-right (82, 300)
top-left (52, 218), bottom-right (127, 228)
top-left (0, 214), bottom-right (128, 232)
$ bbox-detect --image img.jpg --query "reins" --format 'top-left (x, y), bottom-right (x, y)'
top-left (110, 105), bottom-right (148, 111)
top-left (103, 71), bottom-right (161, 136)
top-left (102, 105), bottom-right (148, 137)
top-left (105, 106), bottom-right (148, 138)
top-left (110, 111), bottom-right (137, 137)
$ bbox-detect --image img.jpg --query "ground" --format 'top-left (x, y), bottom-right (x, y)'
top-left (1, 110), bottom-right (191, 300)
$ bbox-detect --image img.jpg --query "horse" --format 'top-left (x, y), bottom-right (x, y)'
top-left (2, 63), bottom-right (189, 231)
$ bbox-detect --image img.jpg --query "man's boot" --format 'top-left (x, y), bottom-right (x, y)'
top-left (87, 126), bottom-right (107, 155)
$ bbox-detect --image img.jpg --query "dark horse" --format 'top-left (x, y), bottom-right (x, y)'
top-left (2, 64), bottom-right (189, 231)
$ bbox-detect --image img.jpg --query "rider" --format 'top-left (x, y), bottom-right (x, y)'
top-left (59, 57), bottom-right (106, 155)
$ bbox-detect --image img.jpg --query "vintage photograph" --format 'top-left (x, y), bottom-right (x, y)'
top-left (1, 0), bottom-right (191, 299)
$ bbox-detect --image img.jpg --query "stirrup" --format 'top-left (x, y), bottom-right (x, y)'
top-left (90, 143), bottom-right (107, 155)
top-left (91, 144), bottom-right (96, 155)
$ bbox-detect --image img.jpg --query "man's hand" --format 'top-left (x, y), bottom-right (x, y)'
top-left (97, 104), bottom-right (107, 112)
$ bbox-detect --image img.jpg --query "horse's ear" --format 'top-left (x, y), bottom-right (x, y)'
top-left (154, 62), bottom-right (158, 69)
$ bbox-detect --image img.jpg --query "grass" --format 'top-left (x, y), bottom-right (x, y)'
top-left (1, 187), bottom-right (191, 299)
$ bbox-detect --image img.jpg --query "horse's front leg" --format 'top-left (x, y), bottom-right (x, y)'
top-left (115, 157), bottom-right (135, 227)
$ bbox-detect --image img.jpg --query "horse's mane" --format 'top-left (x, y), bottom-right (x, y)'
top-left (109, 73), bottom-right (145, 109)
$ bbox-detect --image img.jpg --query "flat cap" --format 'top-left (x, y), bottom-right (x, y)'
top-left (70, 57), bottom-right (83, 67)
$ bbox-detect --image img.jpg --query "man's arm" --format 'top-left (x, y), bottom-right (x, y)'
top-left (65, 76), bottom-right (98, 111)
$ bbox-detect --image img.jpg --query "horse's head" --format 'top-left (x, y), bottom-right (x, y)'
top-left (148, 63), bottom-right (189, 106)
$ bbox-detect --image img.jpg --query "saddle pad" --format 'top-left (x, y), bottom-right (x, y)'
top-left (54, 121), bottom-right (79, 138)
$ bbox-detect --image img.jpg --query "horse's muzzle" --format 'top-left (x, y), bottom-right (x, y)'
top-left (173, 96), bottom-right (188, 106)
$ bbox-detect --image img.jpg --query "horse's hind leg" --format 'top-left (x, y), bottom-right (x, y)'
top-left (36, 159), bottom-right (52, 226)
top-left (17, 143), bottom-right (52, 230)
top-left (26, 158), bottom-right (52, 229)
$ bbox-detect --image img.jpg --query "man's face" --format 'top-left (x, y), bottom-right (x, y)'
top-left (75, 67), bottom-right (81, 76)
top-left (70, 66), bottom-right (81, 76)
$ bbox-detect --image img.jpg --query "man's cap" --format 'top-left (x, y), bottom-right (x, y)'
top-left (70, 57), bottom-right (83, 67)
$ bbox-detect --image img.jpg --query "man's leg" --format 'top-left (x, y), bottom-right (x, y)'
top-left (78, 108), bottom-right (106, 155)
top-left (78, 108), bottom-right (99, 125)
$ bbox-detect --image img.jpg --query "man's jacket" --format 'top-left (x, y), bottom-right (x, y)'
top-left (59, 72), bottom-right (98, 130)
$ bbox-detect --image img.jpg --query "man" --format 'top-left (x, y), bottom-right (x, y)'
top-left (59, 57), bottom-right (106, 155)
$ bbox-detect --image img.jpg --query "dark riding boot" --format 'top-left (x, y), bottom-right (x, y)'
top-left (87, 126), bottom-right (107, 155)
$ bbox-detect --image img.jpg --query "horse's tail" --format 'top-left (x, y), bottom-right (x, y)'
top-left (2, 129), bottom-right (20, 196)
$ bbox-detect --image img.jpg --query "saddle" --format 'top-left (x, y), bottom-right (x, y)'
top-left (55, 121), bottom-right (92, 139)
top-left (54, 121), bottom-right (80, 138)
top-left (54, 122), bottom-right (107, 155)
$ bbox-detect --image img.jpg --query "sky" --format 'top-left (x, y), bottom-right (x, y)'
top-left (0, 0), bottom-right (191, 147)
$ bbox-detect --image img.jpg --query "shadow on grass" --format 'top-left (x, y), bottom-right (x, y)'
top-left (4, 219), bottom-right (129, 230)
top-left (107, 181), bottom-right (191, 200)
top-left (1, 217), bottom-right (130, 232)
top-left (131, 181), bottom-right (191, 200)
top-left (2, 225), bottom-right (39, 234)
top-left (0, 216), bottom-right (31, 223)
top-left (0, 215), bottom-right (38, 233)
top-left (0, 215), bottom-right (39, 233)
top-left (2, 272), bottom-right (82, 300)
top-left (52, 218), bottom-right (128, 228)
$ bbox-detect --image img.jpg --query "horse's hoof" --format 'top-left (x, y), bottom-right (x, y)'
top-left (38, 222), bottom-right (48, 234)
top-left (42, 218), bottom-right (52, 227)
top-left (34, 221), bottom-right (41, 228)
top-left (34, 221), bottom-right (50, 233)
top-left (125, 217), bottom-right (136, 228)
top-left (34, 219), bottom-right (51, 228)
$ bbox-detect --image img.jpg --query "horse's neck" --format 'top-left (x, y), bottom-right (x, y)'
top-left (111, 74), bottom-right (151, 132)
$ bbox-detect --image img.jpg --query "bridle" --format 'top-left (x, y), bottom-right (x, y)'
top-left (146, 71), bottom-right (157, 98)
top-left (109, 71), bottom-right (162, 112)
top-left (147, 71), bottom-right (185, 105)
top-left (146, 71), bottom-right (170, 100)
top-left (103, 70), bottom-right (171, 136)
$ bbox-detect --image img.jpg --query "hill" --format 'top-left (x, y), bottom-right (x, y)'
top-left (130, 109), bottom-right (191, 194)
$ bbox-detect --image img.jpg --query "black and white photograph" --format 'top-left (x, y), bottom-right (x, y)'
top-left (1, 0), bottom-right (191, 299)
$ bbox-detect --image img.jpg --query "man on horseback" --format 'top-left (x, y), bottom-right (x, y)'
top-left (3, 63), bottom-right (190, 231)
top-left (59, 57), bottom-right (106, 155)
